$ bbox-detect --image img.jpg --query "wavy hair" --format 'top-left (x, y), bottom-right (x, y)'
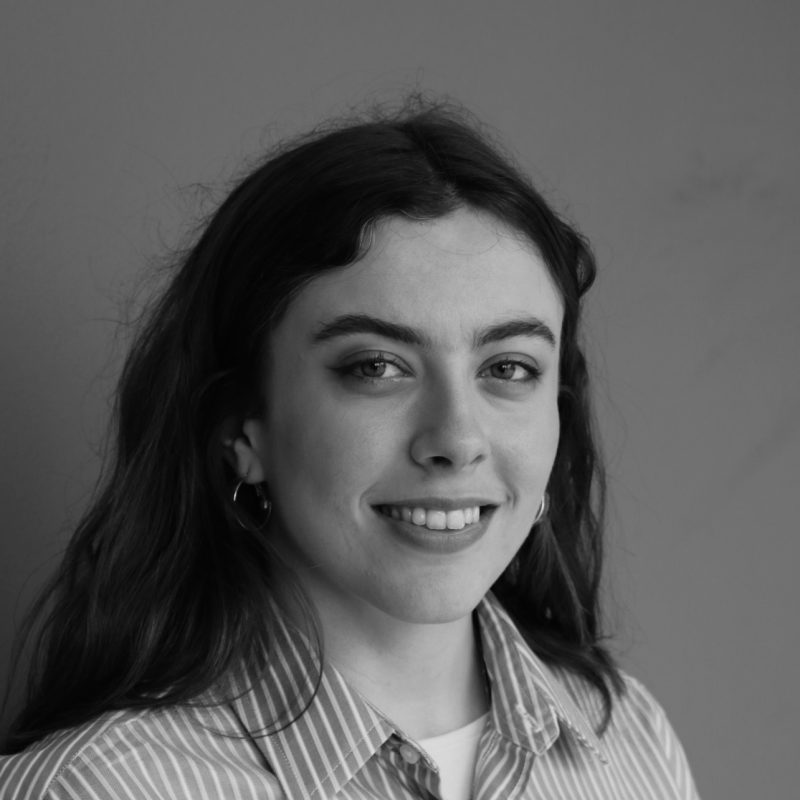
top-left (3, 100), bottom-right (621, 753)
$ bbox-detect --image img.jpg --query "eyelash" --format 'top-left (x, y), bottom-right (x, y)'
top-left (338, 352), bottom-right (410, 383)
top-left (337, 353), bottom-right (541, 385)
top-left (479, 359), bottom-right (541, 383)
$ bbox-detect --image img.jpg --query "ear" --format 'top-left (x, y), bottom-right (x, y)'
top-left (221, 417), bottom-right (268, 485)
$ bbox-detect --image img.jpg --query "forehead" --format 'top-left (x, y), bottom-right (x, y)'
top-left (278, 208), bottom-right (564, 343)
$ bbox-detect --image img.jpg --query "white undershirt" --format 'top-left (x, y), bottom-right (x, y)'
top-left (418, 713), bottom-right (489, 800)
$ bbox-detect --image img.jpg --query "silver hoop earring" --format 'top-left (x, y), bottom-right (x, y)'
top-left (232, 481), bottom-right (272, 532)
top-left (533, 493), bottom-right (549, 526)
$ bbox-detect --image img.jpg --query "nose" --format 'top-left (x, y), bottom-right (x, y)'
top-left (409, 374), bottom-right (490, 471)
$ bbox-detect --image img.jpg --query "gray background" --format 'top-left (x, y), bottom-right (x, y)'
top-left (2, 2), bottom-right (798, 796)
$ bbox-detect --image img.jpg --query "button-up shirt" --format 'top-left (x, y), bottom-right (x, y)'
top-left (0, 594), bottom-right (700, 798)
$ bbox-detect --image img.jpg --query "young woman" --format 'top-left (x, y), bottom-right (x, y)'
top-left (0, 102), bottom-right (700, 799)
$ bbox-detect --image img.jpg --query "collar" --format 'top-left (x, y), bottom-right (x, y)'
top-left (477, 593), bottom-right (608, 764)
top-left (224, 612), bottom-right (396, 800)
top-left (226, 594), bottom-right (606, 799)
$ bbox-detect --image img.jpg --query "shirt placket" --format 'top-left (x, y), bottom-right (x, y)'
top-left (472, 727), bottom-right (536, 800)
top-left (380, 734), bottom-right (442, 799)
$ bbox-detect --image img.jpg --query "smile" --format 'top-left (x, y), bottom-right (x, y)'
top-left (376, 504), bottom-right (483, 531)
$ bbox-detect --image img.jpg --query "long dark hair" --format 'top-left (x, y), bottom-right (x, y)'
top-left (3, 99), bottom-right (621, 753)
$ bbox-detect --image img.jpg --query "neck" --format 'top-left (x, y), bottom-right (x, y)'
top-left (313, 598), bottom-right (489, 739)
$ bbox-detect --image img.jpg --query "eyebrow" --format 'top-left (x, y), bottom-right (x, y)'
top-left (311, 313), bottom-right (557, 349)
top-left (474, 318), bottom-right (556, 348)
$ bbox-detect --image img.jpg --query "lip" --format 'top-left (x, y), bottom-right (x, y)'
top-left (372, 496), bottom-right (500, 511)
top-left (372, 503), bottom-right (497, 555)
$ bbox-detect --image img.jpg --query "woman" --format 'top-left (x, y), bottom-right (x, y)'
top-left (0, 102), bottom-right (700, 798)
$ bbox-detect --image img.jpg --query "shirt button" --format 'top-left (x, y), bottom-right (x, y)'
top-left (399, 743), bottom-right (421, 764)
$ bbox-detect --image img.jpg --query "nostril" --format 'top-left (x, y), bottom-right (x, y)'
top-left (409, 418), bottom-right (490, 470)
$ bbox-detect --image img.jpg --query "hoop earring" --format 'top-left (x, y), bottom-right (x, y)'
top-left (532, 492), bottom-right (549, 526)
top-left (232, 481), bottom-right (272, 532)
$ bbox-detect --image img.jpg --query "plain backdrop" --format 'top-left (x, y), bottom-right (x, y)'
top-left (2, 2), bottom-right (798, 796)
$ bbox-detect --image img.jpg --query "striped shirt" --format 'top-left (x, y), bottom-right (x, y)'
top-left (0, 594), bottom-right (700, 799)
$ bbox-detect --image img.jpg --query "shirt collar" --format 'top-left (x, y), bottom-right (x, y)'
top-left (224, 613), bottom-right (395, 800)
top-left (225, 593), bottom-right (605, 799)
top-left (477, 593), bottom-right (608, 763)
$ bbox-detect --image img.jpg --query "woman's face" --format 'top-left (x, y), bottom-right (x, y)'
top-left (241, 207), bottom-right (563, 625)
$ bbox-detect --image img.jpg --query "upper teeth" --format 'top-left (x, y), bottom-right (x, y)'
top-left (379, 505), bottom-right (481, 531)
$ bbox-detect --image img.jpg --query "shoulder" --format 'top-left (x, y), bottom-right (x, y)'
top-left (608, 672), bottom-right (692, 763)
top-left (0, 710), bottom-right (143, 800)
top-left (0, 704), bottom-right (285, 800)
top-left (611, 674), bottom-right (700, 797)
top-left (555, 668), bottom-right (700, 798)
top-left (552, 665), bottom-right (680, 739)
top-left (612, 673), bottom-right (684, 740)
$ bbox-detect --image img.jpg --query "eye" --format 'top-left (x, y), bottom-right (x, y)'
top-left (351, 358), bottom-right (400, 379)
top-left (480, 358), bottom-right (541, 383)
top-left (359, 359), bottom-right (389, 378)
top-left (338, 351), bottom-right (410, 383)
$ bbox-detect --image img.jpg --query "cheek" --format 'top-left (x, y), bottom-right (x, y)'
top-left (506, 394), bottom-right (560, 473)
top-left (261, 390), bottom-right (385, 513)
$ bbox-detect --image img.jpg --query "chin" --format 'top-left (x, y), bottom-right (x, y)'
top-left (376, 581), bottom-right (489, 625)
